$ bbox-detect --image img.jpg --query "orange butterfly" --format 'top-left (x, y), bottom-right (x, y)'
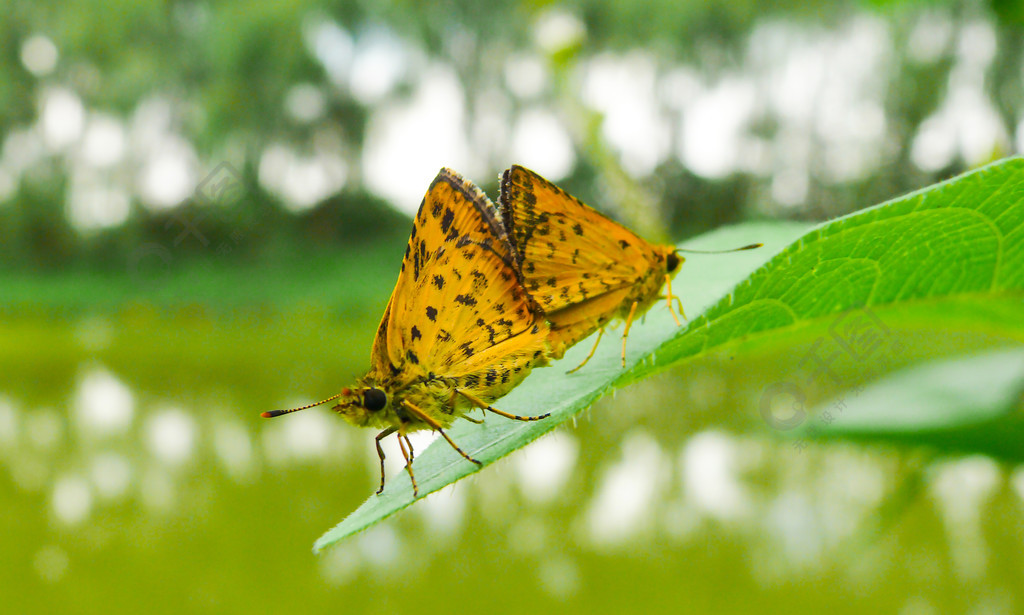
top-left (263, 169), bottom-right (550, 496)
top-left (499, 165), bottom-right (759, 371)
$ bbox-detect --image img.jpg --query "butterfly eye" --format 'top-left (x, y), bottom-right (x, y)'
top-left (665, 251), bottom-right (681, 273)
top-left (363, 388), bottom-right (387, 411)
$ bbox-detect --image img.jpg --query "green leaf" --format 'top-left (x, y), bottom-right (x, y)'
top-left (315, 157), bottom-right (1024, 553)
top-left (801, 348), bottom-right (1024, 459)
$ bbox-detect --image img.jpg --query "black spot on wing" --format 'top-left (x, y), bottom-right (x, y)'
top-left (413, 240), bottom-right (423, 281)
top-left (441, 208), bottom-right (455, 234)
top-left (411, 325), bottom-right (422, 341)
top-left (471, 270), bottom-right (488, 290)
top-left (455, 294), bottom-right (477, 307)
top-left (426, 306), bottom-right (438, 321)
top-left (432, 274), bottom-right (445, 290)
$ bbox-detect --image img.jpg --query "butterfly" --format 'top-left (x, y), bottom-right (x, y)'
top-left (499, 165), bottom-right (760, 371)
top-left (263, 168), bottom-right (551, 497)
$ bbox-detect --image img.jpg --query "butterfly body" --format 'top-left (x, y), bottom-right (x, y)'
top-left (337, 355), bottom-right (543, 433)
top-left (499, 165), bottom-right (684, 363)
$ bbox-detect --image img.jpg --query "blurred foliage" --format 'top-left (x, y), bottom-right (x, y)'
top-left (1, 0), bottom-right (1023, 272)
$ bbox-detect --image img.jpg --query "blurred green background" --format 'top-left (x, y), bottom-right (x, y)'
top-left (2, 0), bottom-right (1024, 612)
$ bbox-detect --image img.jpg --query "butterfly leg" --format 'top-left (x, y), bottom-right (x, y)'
top-left (396, 423), bottom-right (419, 497)
top-left (403, 433), bottom-right (415, 462)
top-left (456, 388), bottom-right (551, 421)
top-left (374, 426), bottom-right (398, 495)
top-left (462, 413), bottom-right (485, 424)
top-left (566, 327), bottom-right (605, 374)
top-left (663, 273), bottom-right (686, 325)
top-left (620, 301), bottom-right (639, 367)
top-left (402, 400), bottom-right (482, 466)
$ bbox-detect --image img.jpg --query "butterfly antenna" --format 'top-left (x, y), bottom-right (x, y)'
top-left (677, 242), bottom-right (763, 255)
top-left (261, 392), bottom-right (344, 418)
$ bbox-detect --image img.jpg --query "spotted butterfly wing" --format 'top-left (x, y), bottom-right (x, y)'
top-left (371, 168), bottom-right (549, 402)
top-left (499, 165), bottom-right (681, 361)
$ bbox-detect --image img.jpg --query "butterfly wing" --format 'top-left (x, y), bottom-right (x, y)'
top-left (370, 168), bottom-right (548, 393)
top-left (368, 284), bottom-right (397, 377)
top-left (499, 165), bottom-right (671, 354)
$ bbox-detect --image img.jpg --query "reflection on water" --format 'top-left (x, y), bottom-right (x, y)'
top-left (931, 457), bottom-right (1000, 580)
top-left (146, 407), bottom-right (196, 466)
top-left (2, 321), bottom-right (1024, 614)
top-left (585, 430), bottom-right (669, 547)
top-left (682, 431), bottom-right (750, 520)
top-left (52, 474), bottom-right (92, 526)
top-left (513, 431), bottom-right (579, 506)
top-left (33, 543), bottom-right (70, 583)
top-left (75, 367), bottom-right (133, 437)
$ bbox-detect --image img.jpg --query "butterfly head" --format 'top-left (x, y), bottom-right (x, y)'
top-left (261, 384), bottom-right (391, 426)
top-left (331, 385), bottom-right (391, 426)
top-left (663, 247), bottom-right (684, 278)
